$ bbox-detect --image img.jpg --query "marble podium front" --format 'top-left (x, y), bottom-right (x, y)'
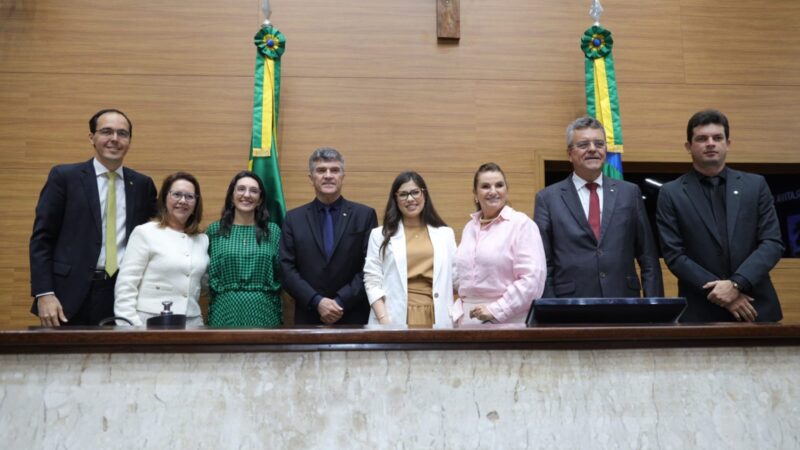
top-left (2, 326), bottom-right (799, 449)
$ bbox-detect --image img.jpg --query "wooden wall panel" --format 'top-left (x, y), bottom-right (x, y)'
top-left (276, 0), bottom-right (685, 83)
top-left (0, 0), bottom-right (257, 76)
top-left (579, 83), bottom-right (800, 164)
top-left (681, 0), bottom-right (800, 86)
top-left (0, 73), bottom-right (254, 172)
top-left (1, 0), bottom-right (799, 328)
top-left (279, 77), bottom-right (584, 173)
top-left (0, 169), bottom-right (40, 328)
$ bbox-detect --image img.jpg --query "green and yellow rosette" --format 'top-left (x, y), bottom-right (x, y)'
top-left (255, 26), bottom-right (286, 59)
top-left (581, 25), bottom-right (624, 179)
top-left (581, 25), bottom-right (613, 59)
top-left (249, 25), bottom-right (287, 226)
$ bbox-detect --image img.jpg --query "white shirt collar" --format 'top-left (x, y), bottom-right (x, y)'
top-left (93, 158), bottom-right (124, 179)
top-left (571, 172), bottom-right (602, 191)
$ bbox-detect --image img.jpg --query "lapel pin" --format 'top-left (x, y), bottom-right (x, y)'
top-left (733, 190), bottom-right (739, 195)
top-left (342, 213), bottom-right (347, 217)
top-left (610, 188), bottom-right (614, 192)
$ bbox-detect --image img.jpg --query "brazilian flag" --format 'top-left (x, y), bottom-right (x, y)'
top-left (582, 25), bottom-right (624, 180)
top-left (249, 25), bottom-right (287, 226)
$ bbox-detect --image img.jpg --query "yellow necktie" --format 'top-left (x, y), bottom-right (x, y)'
top-left (105, 172), bottom-right (118, 276)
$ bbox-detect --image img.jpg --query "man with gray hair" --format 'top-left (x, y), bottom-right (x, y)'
top-left (280, 147), bottom-right (378, 324)
top-left (533, 117), bottom-right (663, 298)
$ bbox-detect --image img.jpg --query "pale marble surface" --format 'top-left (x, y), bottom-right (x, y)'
top-left (2, 347), bottom-right (799, 449)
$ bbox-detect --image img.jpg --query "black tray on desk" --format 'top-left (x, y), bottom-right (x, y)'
top-left (527, 297), bottom-right (687, 325)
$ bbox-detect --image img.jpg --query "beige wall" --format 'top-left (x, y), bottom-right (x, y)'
top-left (2, 0), bottom-right (799, 327)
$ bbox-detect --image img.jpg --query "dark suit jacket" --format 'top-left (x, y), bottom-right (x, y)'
top-left (29, 159), bottom-right (158, 318)
top-left (534, 174), bottom-right (663, 298)
top-left (280, 197), bottom-right (378, 325)
top-left (656, 167), bottom-right (783, 322)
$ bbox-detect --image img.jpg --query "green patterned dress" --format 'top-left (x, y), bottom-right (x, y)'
top-left (206, 221), bottom-right (282, 327)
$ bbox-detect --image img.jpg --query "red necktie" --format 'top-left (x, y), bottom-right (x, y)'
top-left (586, 182), bottom-right (601, 240)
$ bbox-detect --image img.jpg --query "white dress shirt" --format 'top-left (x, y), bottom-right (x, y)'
top-left (93, 158), bottom-right (127, 271)
top-left (572, 172), bottom-right (604, 220)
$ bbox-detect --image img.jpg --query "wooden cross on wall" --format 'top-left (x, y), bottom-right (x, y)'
top-left (437, 0), bottom-right (460, 40)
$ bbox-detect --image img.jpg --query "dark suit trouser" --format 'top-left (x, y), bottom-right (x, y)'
top-left (64, 272), bottom-right (117, 326)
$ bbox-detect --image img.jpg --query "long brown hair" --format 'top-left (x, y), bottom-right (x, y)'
top-left (156, 172), bottom-right (203, 235)
top-left (379, 171), bottom-right (447, 256)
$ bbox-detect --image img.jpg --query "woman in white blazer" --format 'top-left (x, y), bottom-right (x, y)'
top-left (364, 172), bottom-right (457, 327)
top-left (114, 172), bottom-right (209, 326)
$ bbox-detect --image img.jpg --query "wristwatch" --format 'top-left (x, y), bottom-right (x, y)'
top-left (730, 280), bottom-right (741, 291)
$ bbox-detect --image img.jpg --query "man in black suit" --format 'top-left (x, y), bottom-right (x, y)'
top-left (656, 109), bottom-right (783, 322)
top-left (280, 147), bottom-right (378, 325)
top-left (29, 109), bottom-right (158, 326)
top-left (534, 117), bottom-right (663, 298)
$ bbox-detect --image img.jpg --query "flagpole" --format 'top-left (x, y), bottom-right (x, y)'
top-left (249, 0), bottom-right (287, 226)
top-left (589, 0), bottom-right (603, 26)
top-left (261, 0), bottom-right (272, 26)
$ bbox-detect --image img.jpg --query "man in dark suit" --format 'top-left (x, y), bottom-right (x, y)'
top-left (534, 117), bottom-right (663, 298)
top-left (280, 147), bottom-right (378, 325)
top-left (656, 109), bottom-right (783, 322)
top-left (29, 109), bottom-right (158, 326)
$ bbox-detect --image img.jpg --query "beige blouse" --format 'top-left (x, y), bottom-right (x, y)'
top-left (404, 224), bottom-right (434, 326)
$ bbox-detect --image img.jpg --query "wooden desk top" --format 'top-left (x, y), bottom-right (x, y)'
top-left (2, 323), bottom-right (800, 353)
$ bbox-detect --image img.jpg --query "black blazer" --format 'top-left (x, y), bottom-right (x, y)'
top-left (656, 168), bottom-right (783, 322)
top-left (29, 159), bottom-right (158, 318)
top-left (280, 197), bottom-right (378, 325)
top-left (534, 175), bottom-right (663, 298)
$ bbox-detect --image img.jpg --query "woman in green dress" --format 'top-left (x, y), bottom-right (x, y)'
top-left (206, 171), bottom-right (282, 327)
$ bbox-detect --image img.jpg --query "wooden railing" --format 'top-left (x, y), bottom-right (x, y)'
top-left (2, 323), bottom-right (799, 353)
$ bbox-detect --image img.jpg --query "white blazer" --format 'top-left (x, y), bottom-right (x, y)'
top-left (114, 222), bottom-right (209, 326)
top-left (363, 222), bottom-right (457, 327)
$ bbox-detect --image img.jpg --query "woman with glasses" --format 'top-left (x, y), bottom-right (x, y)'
top-left (453, 163), bottom-right (546, 325)
top-left (205, 171), bottom-right (282, 327)
top-left (114, 172), bottom-right (209, 326)
top-left (363, 171), bottom-right (457, 327)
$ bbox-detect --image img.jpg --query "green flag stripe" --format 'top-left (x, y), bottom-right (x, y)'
top-left (602, 162), bottom-right (623, 180)
top-left (584, 58), bottom-right (596, 116)
top-left (251, 54), bottom-right (265, 152)
top-left (604, 54), bottom-right (624, 146)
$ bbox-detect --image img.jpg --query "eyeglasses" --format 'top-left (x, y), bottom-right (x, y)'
top-left (169, 191), bottom-right (197, 203)
top-left (396, 189), bottom-right (424, 201)
top-left (571, 140), bottom-right (606, 151)
top-left (235, 186), bottom-right (261, 196)
top-left (96, 127), bottom-right (131, 139)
